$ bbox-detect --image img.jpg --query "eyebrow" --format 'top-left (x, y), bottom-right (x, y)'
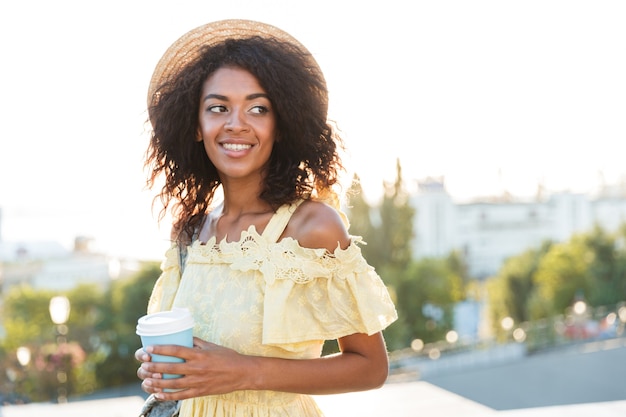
top-left (202, 93), bottom-right (270, 102)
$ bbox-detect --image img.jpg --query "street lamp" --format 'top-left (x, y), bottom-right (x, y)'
top-left (49, 295), bottom-right (70, 403)
top-left (15, 346), bottom-right (32, 402)
top-left (16, 346), bottom-right (31, 367)
top-left (49, 296), bottom-right (70, 329)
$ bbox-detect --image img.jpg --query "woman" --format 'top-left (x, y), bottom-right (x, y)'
top-left (136, 19), bottom-right (397, 416)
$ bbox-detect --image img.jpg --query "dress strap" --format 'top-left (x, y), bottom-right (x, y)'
top-left (262, 200), bottom-right (304, 243)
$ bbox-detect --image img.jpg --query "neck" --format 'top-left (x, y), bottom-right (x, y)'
top-left (220, 197), bottom-right (272, 216)
top-left (219, 182), bottom-right (271, 217)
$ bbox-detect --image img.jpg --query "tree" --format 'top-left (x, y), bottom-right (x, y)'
top-left (392, 257), bottom-right (464, 347)
top-left (614, 224), bottom-right (626, 301)
top-left (445, 249), bottom-right (471, 290)
top-left (583, 224), bottom-right (625, 306)
top-left (487, 241), bottom-right (552, 332)
top-left (373, 158), bottom-right (415, 273)
top-left (345, 173), bottom-right (377, 262)
top-left (1, 286), bottom-right (56, 350)
top-left (95, 261), bottom-right (161, 388)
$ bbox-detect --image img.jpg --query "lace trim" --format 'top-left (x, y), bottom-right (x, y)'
top-left (184, 226), bottom-right (372, 285)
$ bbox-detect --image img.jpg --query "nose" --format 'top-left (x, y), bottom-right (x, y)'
top-left (224, 109), bottom-right (248, 132)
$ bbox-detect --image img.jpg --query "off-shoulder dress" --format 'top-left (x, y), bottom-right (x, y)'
top-left (147, 201), bottom-right (398, 417)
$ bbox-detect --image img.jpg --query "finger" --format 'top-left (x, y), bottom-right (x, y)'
top-left (192, 337), bottom-right (218, 350)
top-left (138, 363), bottom-right (162, 380)
top-left (148, 344), bottom-right (191, 358)
top-left (142, 378), bottom-right (163, 394)
top-left (192, 337), bottom-right (208, 348)
top-left (145, 377), bottom-right (190, 399)
top-left (135, 347), bottom-right (151, 362)
top-left (142, 360), bottom-right (180, 376)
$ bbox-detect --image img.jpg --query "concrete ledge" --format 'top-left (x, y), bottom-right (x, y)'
top-left (498, 400), bottom-right (626, 417)
top-left (1, 396), bottom-right (146, 417)
top-left (314, 381), bottom-right (496, 417)
top-left (2, 383), bottom-right (624, 417)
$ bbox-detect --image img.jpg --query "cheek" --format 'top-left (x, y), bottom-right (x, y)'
top-left (264, 121), bottom-right (278, 142)
top-left (198, 119), bottom-right (218, 138)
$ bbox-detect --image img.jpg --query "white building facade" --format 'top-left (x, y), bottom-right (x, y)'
top-left (411, 178), bottom-right (626, 279)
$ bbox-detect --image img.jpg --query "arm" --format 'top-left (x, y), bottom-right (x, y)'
top-left (250, 331), bottom-right (389, 394)
top-left (137, 331), bottom-right (389, 399)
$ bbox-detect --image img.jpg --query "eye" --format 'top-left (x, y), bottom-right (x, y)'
top-left (208, 105), bottom-right (227, 113)
top-left (250, 105), bottom-right (269, 115)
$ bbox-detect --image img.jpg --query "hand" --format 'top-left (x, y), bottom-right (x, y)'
top-left (136, 337), bottom-right (253, 400)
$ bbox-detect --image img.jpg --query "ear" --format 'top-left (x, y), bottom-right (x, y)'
top-left (195, 127), bottom-right (203, 142)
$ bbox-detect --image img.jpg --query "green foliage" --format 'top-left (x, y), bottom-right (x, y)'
top-left (113, 262), bottom-right (161, 325)
top-left (445, 250), bottom-right (471, 287)
top-left (346, 160), bottom-right (468, 350)
top-left (488, 222), bottom-right (626, 337)
top-left (348, 160), bottom-right (415, 272)
top-left (2, 286), bottom-right (57, 350)
top-left (373, 159), bottom-right (415, 270)
top-left (391, 257), bottom-right (464, 347)
top-left (95, 262), bottom-right (160, 387)
top-left (534, 237), bottom-right (591, 315)
top-left (0, 285), bottom-right (96, 401)
top-left (583, 224), bottom-right (625, 306)
top-left (346, 173), bottom-right (377, 262)
top-left (487, 241), bottom-right (552, 333)
top-left (0, 261), bottom-right (161, 402)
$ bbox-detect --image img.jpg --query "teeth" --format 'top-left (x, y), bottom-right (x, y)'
top-left (223, 143), bottom-right (252, 151)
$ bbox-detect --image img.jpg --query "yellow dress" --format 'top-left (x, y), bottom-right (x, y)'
top-left (147, 202), bottom-right (398, 417)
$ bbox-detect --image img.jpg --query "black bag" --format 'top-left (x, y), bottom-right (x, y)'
top-left (139, 394), bottom-right (180, 417)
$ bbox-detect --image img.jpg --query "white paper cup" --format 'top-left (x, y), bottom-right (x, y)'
top-left (136, 308), bottom-right (194, 381)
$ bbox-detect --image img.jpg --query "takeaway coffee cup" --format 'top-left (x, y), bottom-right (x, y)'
top-left (136, 307), bottom-right (194, 380)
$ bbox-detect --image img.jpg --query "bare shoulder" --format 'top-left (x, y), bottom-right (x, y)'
top-left (283, 200), bottom-right (350, 252)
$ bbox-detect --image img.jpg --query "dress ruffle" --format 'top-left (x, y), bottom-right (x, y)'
top-left (182, 230), bottom-right (397, 352)
top-left (147, 244), bottom-right (181, 314)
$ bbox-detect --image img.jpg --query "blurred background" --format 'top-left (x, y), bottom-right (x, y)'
top-left (1, 0), bottom-right (625, 412)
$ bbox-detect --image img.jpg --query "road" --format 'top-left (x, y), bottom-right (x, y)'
top-left (422, 337), bottom-right (626, 410)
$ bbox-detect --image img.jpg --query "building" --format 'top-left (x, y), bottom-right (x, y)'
top-left (0, 235), bottom-right (138, 294)
top-left (411, 178), bottom-right (626, 279)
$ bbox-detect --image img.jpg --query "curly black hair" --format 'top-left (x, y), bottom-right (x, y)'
top-left (145, 36), bottom-right (344, 241)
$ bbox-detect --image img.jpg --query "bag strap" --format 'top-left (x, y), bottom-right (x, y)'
top-left (178, 246), bottom-right (188, 274)
top-left (177, 219), bottom-right (201, 273)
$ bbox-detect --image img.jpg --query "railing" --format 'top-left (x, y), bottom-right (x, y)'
top-left (388, 301), bottom-right (626, 380)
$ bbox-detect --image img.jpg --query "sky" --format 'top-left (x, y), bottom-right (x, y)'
top-left (1, 0), bottom-right (625, 260)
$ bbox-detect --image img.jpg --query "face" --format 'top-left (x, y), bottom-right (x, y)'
top-left (197, 66), bottom-right (277, 184)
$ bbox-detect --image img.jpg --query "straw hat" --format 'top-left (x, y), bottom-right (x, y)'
top-left (147, 19), bottom-right (321, 109)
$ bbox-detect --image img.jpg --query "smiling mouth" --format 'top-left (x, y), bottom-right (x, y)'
top-left (222, 143), bottom-right (252, 151)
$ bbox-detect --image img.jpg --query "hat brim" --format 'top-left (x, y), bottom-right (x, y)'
top-left (148, 19), bottom-right (316, 108)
